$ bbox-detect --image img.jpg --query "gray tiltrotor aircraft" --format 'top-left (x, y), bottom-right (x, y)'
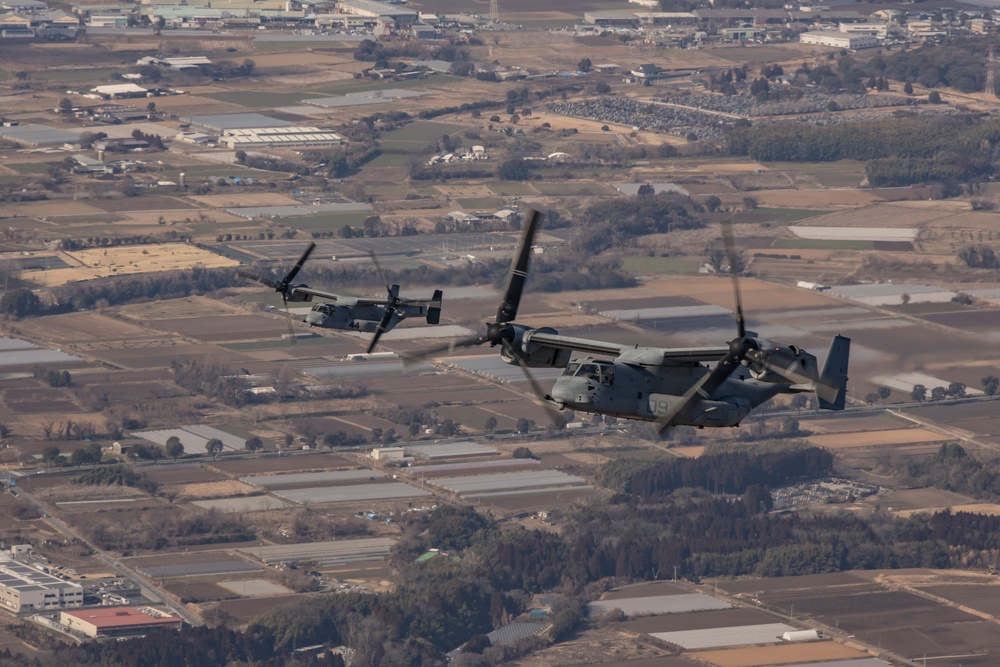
top-left (241, 242), bottom-right (442, 354)
top-left (406, 209), bottom-right (849, 436)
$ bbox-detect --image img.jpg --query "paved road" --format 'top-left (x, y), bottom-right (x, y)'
top-left (16, 485), bottom-right (204, 627)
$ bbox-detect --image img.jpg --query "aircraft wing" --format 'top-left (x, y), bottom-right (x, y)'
top-left (526, 331), bottom-right (729, 363)
top-left (290, 286), bottom-right (390, 306)
top-left (524, 331), bottom-right (629, 357)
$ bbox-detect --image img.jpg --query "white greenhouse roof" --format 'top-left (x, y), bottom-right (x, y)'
top-left (589, 593), bottom-right (731, 617)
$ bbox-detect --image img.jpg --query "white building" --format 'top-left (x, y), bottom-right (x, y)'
top-left (839, 22), bottom-right (888, 37)
top-left (0, 556), bottom-right (83, 613)
top-left (371, 447), bottom-right (406, 461)
top-left (799, 30), bottom-right (877, 49)
top-left (90, 83), bottom-right (149, 99)
top-left (219, 126), bottom-right (344, 149)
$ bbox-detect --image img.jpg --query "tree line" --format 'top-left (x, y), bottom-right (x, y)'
top-left (726, 114), bottom-right (1000, 187)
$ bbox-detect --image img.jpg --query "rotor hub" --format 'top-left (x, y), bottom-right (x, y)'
top-left (486, 322), bottom-right (513, 346)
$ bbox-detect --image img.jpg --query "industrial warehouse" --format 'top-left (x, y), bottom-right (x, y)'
top-left (219, 126), bottom-right (344, 149)
top-left (0, 553), bottom-right (83, 613)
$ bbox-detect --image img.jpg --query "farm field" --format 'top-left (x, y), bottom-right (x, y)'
top-left (4, 18), bottom-right (1000, 666)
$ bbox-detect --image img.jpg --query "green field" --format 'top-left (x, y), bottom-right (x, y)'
top-left (306, 74), bottom-right (462, 96)
top-left (380, 121), bottom-right (468, 143)
top-left (201, 91), bottom-right (313, 108)
top-left (39, 67), bottom-right (122, 83)
top-left (7, 163), bottom-right (52, 175)
top-left (457, 197), bottom-right (505, 209)
top-left (365, 153), bottom-right (416, 167)
top-left (253, 41), bottom-right (329, 53)
top-left (488, 183), bottom-right (537, 196)
top-left (533, 182), bottom-right (617, 196)
top-left (365, 183), bottom-right (416, 196)
top-left (768, 160), bottom-right (866, 188)
top-left (751, 208), bottom-right (830, 224)
top-left (288, 211), bottom-right (369, 231)
top-left (619, 255), bottom-right (701, 275)
top-left (772, 239), bottom-right (874, 250)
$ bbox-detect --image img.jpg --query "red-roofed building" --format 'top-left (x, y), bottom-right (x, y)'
top-left (60, 606), bottom-right (182, 638)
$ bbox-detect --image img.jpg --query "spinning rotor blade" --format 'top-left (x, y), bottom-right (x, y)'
top-left (402, 209), bottom-right (544, 373)
top-left (280, 242), bottom-right (316, 290)
top-left (399, 333), bottom-right (489, 370)
top-left (655, 338), bottom-right (755, 435)
top-left (237, 270), bottom-right (281, 290)
top-left (720, 219), bottom-right (746, 339)
top-left (367, 250), bottom-right (392, 294)
top-left (496, 208), bottom-right (541, 324)
top-left (501, 339), bottom-right (564, 429)
top-left (367, 305), bottom-right (397, 354)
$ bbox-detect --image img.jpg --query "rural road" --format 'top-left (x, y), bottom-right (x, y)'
top-left (16, 486), bottom-right (204, 628)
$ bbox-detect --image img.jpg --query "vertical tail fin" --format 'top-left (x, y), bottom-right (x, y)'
top-left (818, 335), bottom-right (850, 410)
top-left (426, 290), bottom-right (442, 325)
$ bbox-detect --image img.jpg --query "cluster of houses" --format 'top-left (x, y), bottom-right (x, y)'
top-left (578, 4), bottom-right (1000, 49)
top-left (426, 145), bottom-right (489, 166)
top-left (72, 0), bottom-right (485, 38)
top-left (0, 0), bottom-right (80, 40)
top-left (444, 209), bottom-right (518, 226)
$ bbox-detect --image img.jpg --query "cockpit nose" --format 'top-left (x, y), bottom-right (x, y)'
top-left (304, 311), bottom-right (323, 326)
top-left (549, 377), bottom-right (594, 406)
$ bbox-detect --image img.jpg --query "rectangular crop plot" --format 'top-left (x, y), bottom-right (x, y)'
top-left (192, 496), bottom-right (293, 512)
top-left (218, 579), bottom-right (292, 597)
top-left (651, 623), bottom-right (795, 650)
top-left (240, 470), bottom-right (376, 487)
top-left (238, 537), bottom-right (394, 566)
top-left (0, 338), bottom-right (81, 367)
top-left (429, 470), bottom-right (587, 495)
top-left (589, 593), bottom-right (730, 617)
top-left (134, 425), bottom-right (246, 451)
top-left (410, 459), bottom-right (539, 476)
top-left (273, 482), bottom-right (432, 504)
top-left (138, 560), bottom-right (263, 578)
top-left (405, 442), bottom-right (499, 460)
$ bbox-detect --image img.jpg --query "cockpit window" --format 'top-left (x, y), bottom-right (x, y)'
top-left (566, 361), bottom-right (614, 385)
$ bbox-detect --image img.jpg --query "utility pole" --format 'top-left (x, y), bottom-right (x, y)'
top-left (489, 0), bottom-right (499, 22)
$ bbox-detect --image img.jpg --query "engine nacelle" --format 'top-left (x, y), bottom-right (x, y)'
top-left (287, 284), bottom-right (314, 303)
top-left (687, 396), bottom-right (752, 428)
top-left (500, 326), bottom-right (572, 368)
top-left (745, 339), bottom-right (818, 384)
